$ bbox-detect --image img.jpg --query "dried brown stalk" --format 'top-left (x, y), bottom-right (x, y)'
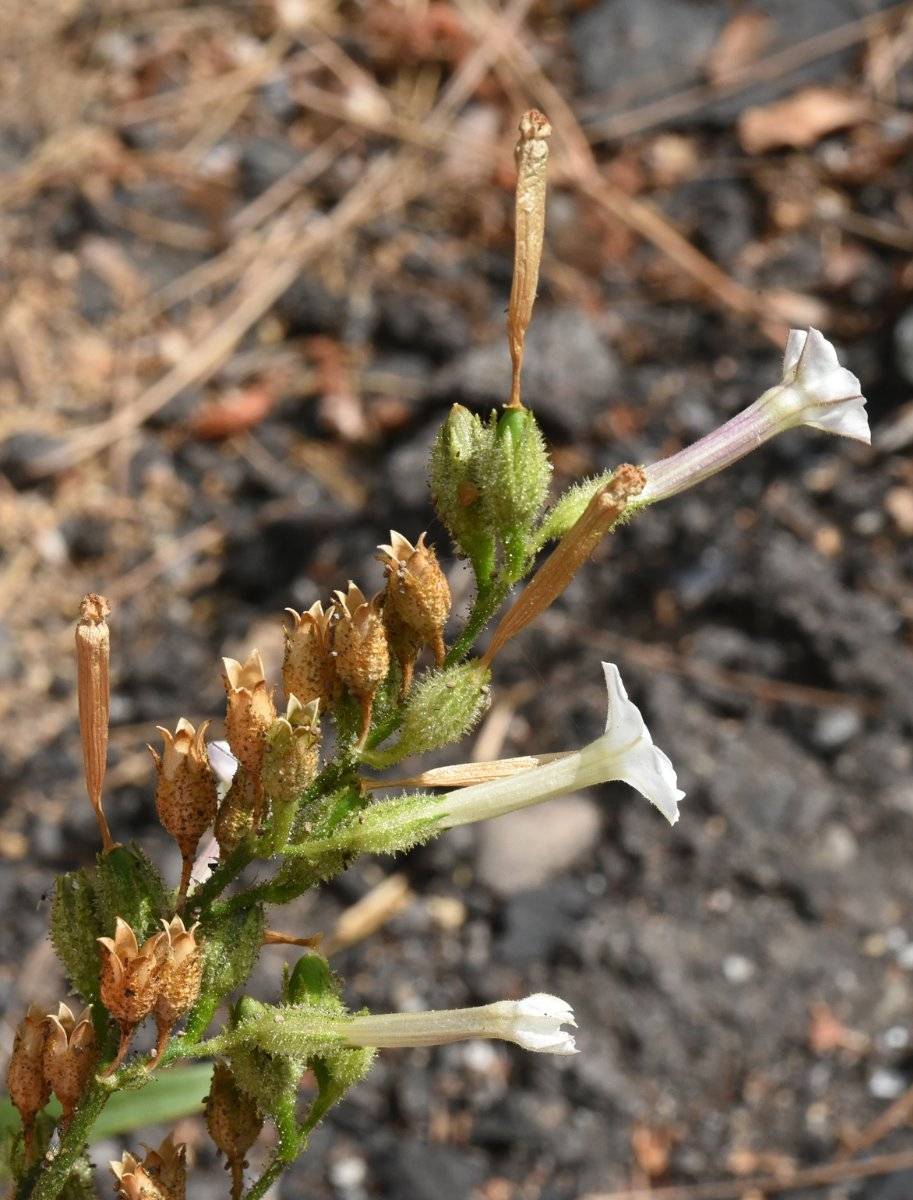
top-left (507, 109), bottom-right (551, 409)
top-left (481, 465), bottom-right (645, 666)
top-left (75, 594), bottom-right (114, 851)
top-left (361, 752), bottom-right (572, 791)
top-left (262, 930), bottom-right (323, 948)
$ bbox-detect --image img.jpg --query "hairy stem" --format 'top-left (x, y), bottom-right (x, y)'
top-left (18, 1082), bottom-right (110, 1200)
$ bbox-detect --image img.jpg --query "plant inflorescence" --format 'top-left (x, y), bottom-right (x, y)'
top-left (4, 112), bottom-right (869, 1200)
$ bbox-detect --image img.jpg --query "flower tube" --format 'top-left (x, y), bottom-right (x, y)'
top-left (286, 663), bottom-right (683, 865)
top-left (639, 328), bottom-right (869, 505)
top-left (340, 993), bottom-right (577, 1055)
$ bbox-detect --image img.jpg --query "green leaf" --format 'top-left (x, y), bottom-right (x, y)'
top-left (0, 1066), bottom-right (213, 1146)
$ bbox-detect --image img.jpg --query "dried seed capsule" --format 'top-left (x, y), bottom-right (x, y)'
top-left (215, 764), bottom-right (259, 859)
top-left (42, 1002), bottom-right (97, 1125)
top-left (378, 531), bottom-right (451, 670)
top-left (382, 604), bottom-right (424, 697)
top-left (150, 719), bottom-right (218, 906)
top-left (111, 1135), bottom-right (186, 1200)
top-left (222, 651), bottom-right (276, 780)
top-left (152, 919), bottom-right (204, 1063)
top-left (206, 1060), bottom-right (264, 1200)
top-left (97, 917), bottom-right (167, 1074)
top-left (142, 1135), bottom-right (187, 1200)
top-left (7, 1005), bottom-right (51, 1160)
top-left (283, 601), bottom-right (336, 709)
top-left (332, 583), bottom-right (390, 747)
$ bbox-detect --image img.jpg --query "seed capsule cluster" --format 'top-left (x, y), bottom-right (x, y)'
top-left (110, 1135), bottom-right (187, 1200)
top-left (97, 916), bottom-right (202, 1073)
top-left (6, 1001), bottom-right (98, 1160)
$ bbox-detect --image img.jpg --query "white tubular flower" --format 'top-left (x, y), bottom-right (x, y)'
top-left (639, 327), bottom-right (869, 504)
top-left (777, 328), bottom-right (870, 442)
top-left (339, 994), bottom-right (577, 1056)
top-left (434, 662), bottom-right (683, 828)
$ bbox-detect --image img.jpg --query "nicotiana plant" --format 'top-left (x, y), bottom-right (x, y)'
top-left (4, 111), bottom-right (869, 1200)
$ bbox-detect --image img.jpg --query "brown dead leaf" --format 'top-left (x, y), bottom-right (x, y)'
top-left (630, 1122), bottom-right (677, 1177)
top-left (739, 87), bottom-right (871, 154)
top-left (809, 1001), bottom-right (869, 1055)
top-left (188, 384), bottom-right (275, 439)
top-left (706, 10), bottom-right (771, 85)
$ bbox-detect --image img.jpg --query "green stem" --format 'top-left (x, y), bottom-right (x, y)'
top-left (444, 577), bottom-right (509, 667)
top-left (18, 1082), bottom-right (110, 1200)
top-left (188, 842), bottom-right (255, 917)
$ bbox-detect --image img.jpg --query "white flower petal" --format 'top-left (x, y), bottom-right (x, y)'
top-left (613, 740), bottom-right (684, 826)
top-left (782, 327), bottom-right (806, 374)
top-left (207, 739), bottom-right (238, 790)
top-left (797, 326), bottom-right (841, 376)
top-left (600, 663), bottom-right (684, 824)
top-left (782, 328), bottom-right (871, 445)
top-left (502, 994), bottom-right (579, 1055)
top-left (805, 395), bottom-right (871, 443)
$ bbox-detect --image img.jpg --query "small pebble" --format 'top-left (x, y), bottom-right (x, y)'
top-left (869, 1068), bottom-right (906, 1100)
top-left (723, 955), bottom-right (756, 984)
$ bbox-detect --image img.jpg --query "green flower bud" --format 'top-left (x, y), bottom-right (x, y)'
top-left (429, 405), bottom-right (496, 575)
top-left (285, 955), bottom-right (340, 1009)
top-left (360, 662), bottom-right (491, 769)
top-left (483, 407), bottom-right (551, 578)
top-left (50, 869), bottom-right (102, 1004)
top-left (94, 844), bottom-right (169, 943)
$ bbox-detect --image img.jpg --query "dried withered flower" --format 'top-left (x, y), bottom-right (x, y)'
top-left (152, 918), bottom-right (203, 1062)
top-left (98, 917), bottom-right (167, 1074)
top-left (75, 593), bottom-right (114, 851)
top-left (7, 1005), bottom-right (51, 1160)
top-left (332, 582), bottom-right (390, 747)
top-left (482, 465), bottom-right (646, 666)
top-left (111, 1135), bottom-right (186, 1200)
top-left (142, 1134), bottom-right (187, 1200)
top-left (205, 1060), bottom-right (264, 1200)
top-left (507, 109), bottom-right (551, 409)
top-left (222, 651), bottom-right (276, 780)
top-left (150, 719), bottom-right (218, 906)
top-left (378, 531), bottom-right (451, 676)
top-left (42, 1002), bottom-right (97, 1125)
top-left (283, 601), bottom-right (336, 709)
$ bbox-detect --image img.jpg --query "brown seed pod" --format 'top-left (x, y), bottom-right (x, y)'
top-left (222, 651), bottom-right (276, 780)
top-left (142, 1135), bottom-right (187, 1200)
top-left (7, 1005), bottom-right (51, 1160)
top-left (378, 531), bottom-right (451, 669)
top-left (382, 603), bottom-right (424, 697)
top-left (111, 1135), bottom-right (186, 1200)
top-left (150, 719), bottom-right (218, 906)
top-left (332, 583), bottom-right (390, 747)
top-left (42, 1002), bottom-right (97, 1125)
top-left (283, 601), bottom-right (336, 709)
top-left (214, 763), bottom-right (259, 859)
top-left (152, 919), bottom-right (203, 1064)
top-left (98, 918), bottom-right (167, 1074)
top-left (206, 1060), bottom-right (263, 1200)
